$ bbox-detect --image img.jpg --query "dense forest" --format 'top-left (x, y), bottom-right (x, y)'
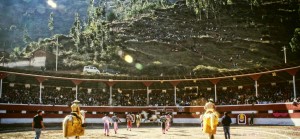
top-left (0, 0), bottom-right (299, 76)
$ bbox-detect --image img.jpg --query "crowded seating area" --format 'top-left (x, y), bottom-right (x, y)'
top-left (216, 83), bottom-right (294, 105)
top-left (0, 81), bottom-right (298, 106)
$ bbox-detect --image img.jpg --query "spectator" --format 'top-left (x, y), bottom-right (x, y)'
top-left (1, 81), bottom-right (296, 106)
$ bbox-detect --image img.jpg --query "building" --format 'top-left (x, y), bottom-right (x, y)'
top-left (30, 49), bottom-right (56, 70)
top-left (2, 49), bottom-right (55, 70)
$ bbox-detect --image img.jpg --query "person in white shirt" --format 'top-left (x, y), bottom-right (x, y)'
top-left (102, 114), bottom-right (111, 136)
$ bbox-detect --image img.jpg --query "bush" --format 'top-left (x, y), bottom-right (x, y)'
top-left (107, 11), bottom-right (117, 22)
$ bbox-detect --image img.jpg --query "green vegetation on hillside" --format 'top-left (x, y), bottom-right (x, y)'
top-left (3, 0), bottom-right (300, 76)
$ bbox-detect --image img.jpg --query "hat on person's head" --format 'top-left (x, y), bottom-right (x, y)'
top-left (73, 100), bottom-right (80, 103)
top-left (208, 98), bottom-right (214, 102)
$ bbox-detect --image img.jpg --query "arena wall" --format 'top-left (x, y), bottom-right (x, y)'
top-left (0, 103), bottom-right (299, 126)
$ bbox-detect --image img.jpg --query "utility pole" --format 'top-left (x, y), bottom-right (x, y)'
top-left (2, 42), bottom-right (5, 66)
top-left (283, 46), bottom-right (287, 64)
top-left (1, 50), bottom-right (5, 66)
top-left (56, 37), bottom-right (58, 71)
top-left (2, 53), bottom-right (4, 66)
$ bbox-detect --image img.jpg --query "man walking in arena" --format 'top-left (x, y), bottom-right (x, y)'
top-left (160, 113), bottom-right (167, 134)
top-left (221, 112), bottom-right (232, 139)
top-left (102, 113), bottom-right (111, 136)
top-left (166, 113), bottom-right (172, 131)
top-left (136, 113), bottom-right (142, 128)
top-left (32, 110), bottom-right (45, 139)
top-left (126, 112), bottom-right (133, 131)
top-left (112, 113), bottom-right (121, 134)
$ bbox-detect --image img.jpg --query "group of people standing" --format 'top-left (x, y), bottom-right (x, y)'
top-left (101, 112), bottom-right (172, 136)
top-left (125, 112), bottom-right (141, 131)
top-left (32, 99), bottom-right (232, 139)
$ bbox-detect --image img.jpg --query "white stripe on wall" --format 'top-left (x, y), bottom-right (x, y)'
top-left (1, 118), bottom-right (299, 126)
top-left (231, 111), bottom-right (258, 114)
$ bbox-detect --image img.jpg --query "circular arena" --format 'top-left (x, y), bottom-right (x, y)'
top-left (0, 65), bottom-right (299, 138)
top-left (1, 0), bottom-right (300, 139)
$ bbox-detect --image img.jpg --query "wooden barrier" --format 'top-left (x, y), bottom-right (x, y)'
top-left (0, 103), bottom-right (299, 125)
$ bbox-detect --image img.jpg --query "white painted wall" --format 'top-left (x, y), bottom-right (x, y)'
top-left (3, 57), bottom-right (46, 68)
top-left (1, 118), bottom-right (299, 126)
top-left (0, 118), bottom-right (127, 124)
top-left (173, 118), bottom-right (202, 123)
top-left (174, 118), bottom-right (237, 124)
top-left (4, 61), bottom-right (30, 68)
top-left (254, 118), bottom-right (300, 126)
top-left (31, 57), bottom-right (46, 67)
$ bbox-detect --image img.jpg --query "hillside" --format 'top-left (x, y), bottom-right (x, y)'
top-left (104, 1), bottom-right (300, 75)
top-left (0, 0), bottom-right (89, 46)
top-left (3, 0), bottom-right (300, 76)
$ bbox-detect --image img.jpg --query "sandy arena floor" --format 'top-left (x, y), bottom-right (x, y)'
top-left (1, 125), bottom-right (300, 139)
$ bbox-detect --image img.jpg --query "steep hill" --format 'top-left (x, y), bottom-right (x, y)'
top-left (107, 1), bottom-right (299, 75)
top-left (8, 0), bottom-right (300, 76)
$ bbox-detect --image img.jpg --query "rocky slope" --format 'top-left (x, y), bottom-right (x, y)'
top-left (107, 1), bottom-right (299, 75)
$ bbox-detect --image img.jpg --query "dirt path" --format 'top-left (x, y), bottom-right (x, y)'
top-left (1, 125), bottom-right (300, 139)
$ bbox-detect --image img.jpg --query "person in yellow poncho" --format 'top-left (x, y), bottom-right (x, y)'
top-left (202, 98), bottom-right (219, 139)
top-left (70, 100), bottom-right (84, 125)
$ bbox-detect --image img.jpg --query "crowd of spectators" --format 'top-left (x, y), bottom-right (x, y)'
top-left (0, 82), bottom-right (299, 106)
top-left (1, 84), bottom-right (40, 104)
top-left (216, 83), bottom-right (296, 105)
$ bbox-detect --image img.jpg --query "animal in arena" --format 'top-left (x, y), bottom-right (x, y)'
top-left (202, 100), bottom-right (220, 139)
top-left (141, 110), bottom-right (160, 123)
top-left (62, 110), bottom-right (87, 139)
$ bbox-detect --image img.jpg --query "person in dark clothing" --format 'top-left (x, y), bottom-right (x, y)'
top-left (160, 113), bottom-right (167, 134)
top-left (250, 112), bottom-right (254, 125)
top-left (32, 110), bottom-right (45, 139)
top-left (221, 112), bottom-right (232, 139)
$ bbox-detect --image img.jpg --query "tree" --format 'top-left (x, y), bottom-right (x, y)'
top-left (48, 12), bottom-right (54, 35)
top-left (107, 11), bottom-right (117, 22)
top-left (87, 0), bottom-right (95, 25)
top-left (22, 27), bottom-right (32, 45)
top-left (9, 47), bottom-right (22, 61)
top-left (289, 28), bottom-right (300, 52)
top-left (70, 13), bottom-right (82, 52)
top-left (187, 0), bottom-right (220, 20)
top-left (249, 0), bottom-right (260, 11)
top-left (48, 12), bottom-right (61, 71)
top-left (186, 0), bottom-right (204, 20)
